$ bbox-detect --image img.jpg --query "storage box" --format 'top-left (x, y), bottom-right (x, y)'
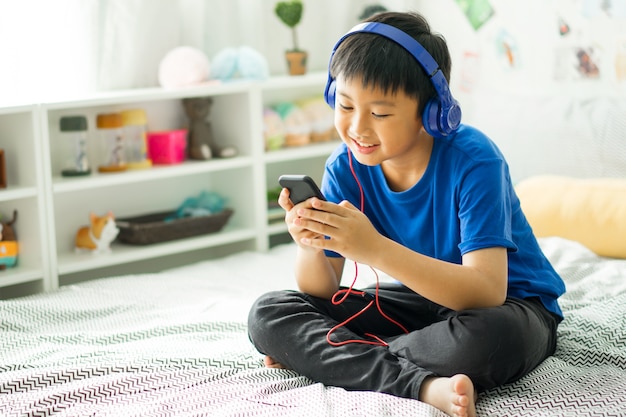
top-left (116, 208), bottom-right (233, 245)
top-left (146, 129), bottom-right (187, 164)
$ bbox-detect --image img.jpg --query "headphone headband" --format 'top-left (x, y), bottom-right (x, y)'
top-left (324, 21), bottom-right (462, 138)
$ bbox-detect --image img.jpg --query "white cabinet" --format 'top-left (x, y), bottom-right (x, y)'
top-left (0, 72), bottom-right (338, 297)
top-left (0, 105), bottom-right (50, 296)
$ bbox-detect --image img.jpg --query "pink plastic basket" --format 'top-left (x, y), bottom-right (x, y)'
top-left (147, 129), bottom-right (187, 164)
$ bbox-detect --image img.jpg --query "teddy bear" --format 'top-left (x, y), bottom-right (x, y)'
top-left (182, 97), bottom-right (237, 160)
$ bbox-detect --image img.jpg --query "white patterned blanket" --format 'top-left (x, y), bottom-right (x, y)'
top-left (1, 238), bottom-right (625, 416)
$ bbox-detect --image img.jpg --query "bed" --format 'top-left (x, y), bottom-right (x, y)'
top-left (1, 232), bottom-right (625, 417)
top-left (2, 92), bottom-right (626, 416)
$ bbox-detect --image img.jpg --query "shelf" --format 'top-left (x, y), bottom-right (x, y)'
top-left (0, 265), bottom-right (43, 287)
top-left (0, 104), bottom-right (36, 115)
top-left (0, 186), bottom-right (38, 202)
top-left (52, 156), bottom-right (254, 193)
top-left (57, 224), bottom-right (257, 275)
top-left (264, 141), bottom-right (340, 164)
top-left (0, 72), bottom-right (334, 296)
top-left (42, 80), bottom-right (255, 109)
top-left (260, 72), bottom-right (327, 91)
top-left (267, 222), bottom-right (288, 236)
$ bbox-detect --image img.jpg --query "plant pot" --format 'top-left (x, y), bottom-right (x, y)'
top-left (285, 50), bottom-right (307, 75)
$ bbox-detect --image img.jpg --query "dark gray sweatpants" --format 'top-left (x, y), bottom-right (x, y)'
top-left (247, 283), bottom-right (559, 400)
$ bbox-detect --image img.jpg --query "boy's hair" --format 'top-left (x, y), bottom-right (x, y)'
top-left (329, 11), bottom-right (452, 117)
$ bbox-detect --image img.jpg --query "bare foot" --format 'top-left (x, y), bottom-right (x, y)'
top-left (263, 356), bottom-right (287, 369)
top-left (419, 374), bottom-right (476, 417)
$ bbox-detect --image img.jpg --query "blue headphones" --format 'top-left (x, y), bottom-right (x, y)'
top-left (324, 22), bottom-right (462, 138)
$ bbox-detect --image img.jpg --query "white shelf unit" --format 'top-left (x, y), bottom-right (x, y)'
top-left (260, 73), bottom-right (337, 241)
top-left (0, 105), bottom-right (50, 296)
top-left (0, 71), bottom-right (338, 296)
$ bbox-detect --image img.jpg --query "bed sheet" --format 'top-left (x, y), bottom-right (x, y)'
top-left (0, 238), bottom-right (624, 416)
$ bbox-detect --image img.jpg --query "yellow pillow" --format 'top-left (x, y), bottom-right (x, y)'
top-left (516, 175), bottom-right (626, 259)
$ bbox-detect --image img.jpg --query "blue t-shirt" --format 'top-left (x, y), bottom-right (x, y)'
top-left (321, 124), bottom-right (565, 319)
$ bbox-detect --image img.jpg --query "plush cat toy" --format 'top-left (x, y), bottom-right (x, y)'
top-left (75, 211), bottom-right (119, 253)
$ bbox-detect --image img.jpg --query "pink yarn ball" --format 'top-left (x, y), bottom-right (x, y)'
top-left (158, 46), bottom-right (211, 88)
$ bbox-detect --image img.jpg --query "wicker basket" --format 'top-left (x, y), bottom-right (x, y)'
top-left (116, 209), bottom-right (234, 245)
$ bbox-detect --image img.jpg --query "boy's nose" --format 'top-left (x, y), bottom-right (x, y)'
top-left (349, 112), bottom-right (370, 138)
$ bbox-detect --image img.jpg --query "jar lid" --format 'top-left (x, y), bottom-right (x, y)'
top-left (120, 109), bottom-right (147, 126)
top-left (96, 113), bottom-right (123, 129)
top-left (60, 116), bottom-right (88, 132)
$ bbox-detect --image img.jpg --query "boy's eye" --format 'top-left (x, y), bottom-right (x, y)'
top-left (372, 112), bottom-right (389, 119)
top-left (339, 103), bottom-right (353, 111)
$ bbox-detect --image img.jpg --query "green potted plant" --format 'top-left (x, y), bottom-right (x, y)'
top-left (274, 0), bottom-right (307, 75)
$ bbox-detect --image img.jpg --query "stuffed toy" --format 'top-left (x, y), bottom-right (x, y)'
top-left (298, 97), bottom-right (338, 142)
top-left (166, 191), bottom-right (227, 220)
top-left (75, 212), bottom-right (119, 254)
top-left (263, 107), bottom-right (286, 151)
top-left (211, 46), bottom-right (269, 81)
top-left (273, 102), bottom-right (311, 147)
top-left (158, 46), bottom-right (212, 88)
top-left (0, 210), bottom-right (18, 269)
top-left (182, 97), bottom-right (237, 159)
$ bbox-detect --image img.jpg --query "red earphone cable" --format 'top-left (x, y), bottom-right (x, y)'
top-left (325, 151), bottom-right (409, 347)
top-left (348, 148), bottom-right (365, 213)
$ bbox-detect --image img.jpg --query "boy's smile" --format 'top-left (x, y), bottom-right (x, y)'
top-left (334, 75), bottom-right (434, 190)
top-left (352, 138), bottom-right (378, 154)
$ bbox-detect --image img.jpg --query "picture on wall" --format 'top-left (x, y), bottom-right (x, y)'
top-left (554, 45), bottom-right (602, 80)
top-left (454, 0), bottom-right (495, 30)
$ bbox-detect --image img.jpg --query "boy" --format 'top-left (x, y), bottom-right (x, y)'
top-left (248, 11), bottom-right (565, 417)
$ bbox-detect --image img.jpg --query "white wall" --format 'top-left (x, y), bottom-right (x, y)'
top-left (412, 0), bottom-right (626, 181)
top-left (412, 0), bottom-right (626, 101)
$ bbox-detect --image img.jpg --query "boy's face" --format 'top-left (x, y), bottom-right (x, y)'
top-left (333, 75), bottom-right (427, 169)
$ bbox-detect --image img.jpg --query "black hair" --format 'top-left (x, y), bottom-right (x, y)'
top-left (329, 11), bottom-right (452, 116)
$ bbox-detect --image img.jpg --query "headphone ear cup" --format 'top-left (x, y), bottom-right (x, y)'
top-left (422, 98), bottom-right (444, 139)
top-left (324, 78), bottom-right (336, 109)
top-left (422, 98), bottom-right (462, 138)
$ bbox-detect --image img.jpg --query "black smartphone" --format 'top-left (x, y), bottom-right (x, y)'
top-left (278, 175), bottom-right (326, 205)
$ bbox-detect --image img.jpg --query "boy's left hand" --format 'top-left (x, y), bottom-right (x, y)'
top-left (295, 198), bottom-right (382, 264)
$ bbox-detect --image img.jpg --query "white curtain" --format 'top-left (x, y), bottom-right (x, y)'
top-left (0, 0), bottom-right (99, 103)
top-left (0, 0), bottom-right (419, 104)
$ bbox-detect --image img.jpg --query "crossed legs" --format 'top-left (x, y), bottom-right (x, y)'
top-left (248, 286), bottom-right (557, 417)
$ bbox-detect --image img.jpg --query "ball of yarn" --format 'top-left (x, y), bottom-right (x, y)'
top-left (158, 46), bottom-right (211, 88)
top-left (211, 48), bottom-right (239, 80)
top-left (211, 46), bottom-right (269, 81)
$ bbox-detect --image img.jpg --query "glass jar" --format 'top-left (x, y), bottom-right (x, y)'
top-left (120, 109), bottom-right (152, 169)
top-left (59, 115), bottom-right (91, 177)
top-left (96, 113), bottom-right (127, 173)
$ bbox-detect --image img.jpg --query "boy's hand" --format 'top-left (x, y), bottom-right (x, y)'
top-left (290, 197), bottom-right (383, 264)
top-left (278, 188), bottom-right (328, 252)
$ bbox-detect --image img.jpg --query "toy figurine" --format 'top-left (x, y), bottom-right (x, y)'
top-left (75, 211), bottom-right (119, 253)
top-left (0, 210), bottom-right (18, 269)
top-left (182, 97), bottom-right (237, 160)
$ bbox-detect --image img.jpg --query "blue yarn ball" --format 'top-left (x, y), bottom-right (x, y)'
top-left (211, 46), bottom-right (269, 81)
top-left (237, 46), bottom-right (269, 80)
top-left (211, 48), bottom-right (239, 80)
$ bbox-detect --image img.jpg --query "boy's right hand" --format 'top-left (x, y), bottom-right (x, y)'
top-left (278, 188), bottom-right (327, 251)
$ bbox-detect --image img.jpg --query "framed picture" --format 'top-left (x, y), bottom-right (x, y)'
top-left (0, 150), bottom-right (6, 188)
